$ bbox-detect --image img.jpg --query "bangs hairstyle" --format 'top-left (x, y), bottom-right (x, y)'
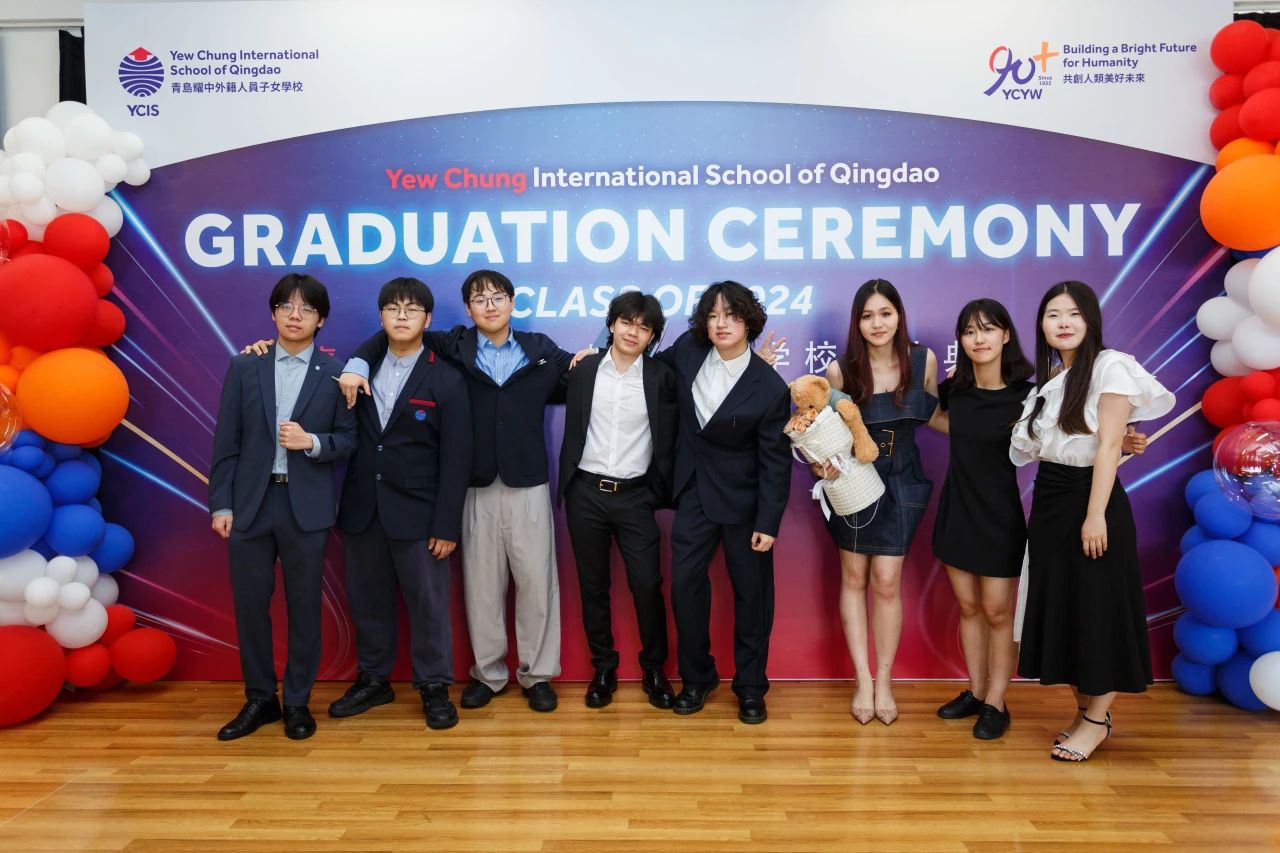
top-left (606, 291), bottom-right (666, 343)
top-left (843, 279), bottom-right (913, 407)
top-left (267, 273), bottom-right (330, 321)
top-left (950, 298), bottom-right (1033, 392)
top-left (460, 269), bottom-right (514, 303)
top-left (689, 281), bottom-right (767, 344)
top-left (1026, 280), bottom-right (1105, 439)
top-left (377, 277), bottom-right (434, 313)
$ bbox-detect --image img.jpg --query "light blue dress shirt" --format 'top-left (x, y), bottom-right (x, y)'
top-left (273, 343), bottom-right (322, 473)
top-left (475, 332), bottom-right (529, 386)
top-left (372, 346), bottom-right (424, 430)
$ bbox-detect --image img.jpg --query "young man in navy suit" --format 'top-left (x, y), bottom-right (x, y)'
top-left (209, 273), bottom-right (357, 741)
top-left (326, 277), bottom-right (473, 730)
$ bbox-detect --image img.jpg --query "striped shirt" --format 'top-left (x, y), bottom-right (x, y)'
top-left (476, 332), bottom-right (528, 386)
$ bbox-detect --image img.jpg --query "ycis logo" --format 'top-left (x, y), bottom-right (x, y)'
top-left (984, 41), bottom-right (1059, 100)
top-left (118, 46), bottom-right (163, 116)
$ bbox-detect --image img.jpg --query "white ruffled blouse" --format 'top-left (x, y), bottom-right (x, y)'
top-left (1010, 349), bottom-right (1175, 468)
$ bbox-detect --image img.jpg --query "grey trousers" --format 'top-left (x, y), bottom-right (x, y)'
top-left (462, 478), bottom-right (560, 691)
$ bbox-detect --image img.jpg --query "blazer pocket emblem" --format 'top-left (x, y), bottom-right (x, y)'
top-left (409, 398), bottom-right (436, 407)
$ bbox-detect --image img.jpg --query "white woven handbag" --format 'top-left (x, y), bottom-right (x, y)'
top-left (786, 407), bottom-right (884, 517)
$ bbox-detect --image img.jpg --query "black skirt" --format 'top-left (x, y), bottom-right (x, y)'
top-left (1017, 462), bottom-right (1153, 694)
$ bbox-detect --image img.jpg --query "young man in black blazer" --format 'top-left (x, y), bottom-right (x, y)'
top-left (557, 292), bottom-right (678, 709)
top-left (209, 273), bottom-right (357, 741)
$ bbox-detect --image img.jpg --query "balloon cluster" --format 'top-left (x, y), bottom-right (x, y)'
top-left (0, 101), bottom-right (149, 241)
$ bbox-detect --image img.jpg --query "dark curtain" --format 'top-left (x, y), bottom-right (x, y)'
top-left (1236, 12), bottom-right (1280, 27)
top-left (58, 29), bottom-right (86, 104)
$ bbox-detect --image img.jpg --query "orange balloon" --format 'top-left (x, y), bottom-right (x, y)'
top-left (1201, 154), bottom-right (1280, 249)
top-left (0, 365), bottom-right (19, 392)
top-left (14, 347), bottom-right (129, 444)
top-left (1215, 138), bottom-right (1276, 171)
top-left (8, 346), bottom-right (39, 370)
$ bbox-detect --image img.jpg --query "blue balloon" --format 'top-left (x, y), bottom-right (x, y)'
top-left (1217, 651), bottom-right (1268, 710)
top-left (1195, 491), bottom-right (1253, 539)
top-left (87, 498), bottom-right (102, 513)
top-left (43, 505), bottom-right (106, 557)
top-left (1176, 540), bottom-right (1279, 628)
top-left (1185, 469), bottom-right (1220, 512)
top-left (46, 443), bottom-right (81, 462)
top-left (31, 453), bottom-right (56, 480)
top-left (43, 460), bottom-right (101, 506)
top-left (30, 538), bottom-right (55, 560)
top-left (1180, 525), bottom-right (1212, 554)
top-left (1173, 613), bottom-right (1238, 665)
top-left (89, 523), bottom-right (134, 574)
top-left (78, 452), bottom-right (102, 479)
top-left (11, 430), bottom-right (45, 450)
top-left (0, 466), bottom-right (54, 558)
top-left (0, 448), bottom-right (12, 465)
top-left (1238, 608), bottom-right (1280, 656)
top-left (9, 446), bottom-right (47, 473)
top-left (1238, 522), bottom-right (1280, 565)
top-left (1171, 654), bottom-right (1216, 696)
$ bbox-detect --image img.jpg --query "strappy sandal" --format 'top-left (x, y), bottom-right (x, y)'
top-left (1055, 708), bottom-right (1110, 745)
top-left (1050, 713), bottom-right (1112, 762)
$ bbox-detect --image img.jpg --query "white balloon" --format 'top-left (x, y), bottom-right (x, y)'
top-left (1233, 315), bottom-right (1280, 371)
top-left (86, 195), bottom-right (123, 238)
top-left (45, 100), bottom-right (95, 128)
top-left (45, 556), bottom-right (79, 584)
top-left (23, 602), bottom-right (60, 626)
top-left (1247, 246), bottom-right (1280, 329)
top-left (73, 556), bottom-right (100, 588)
top-left (9, 171), bottom-right (44, 203)
top-left (1249, 651), bottom-right (1280, 712)
top-left (0, 600), bottom-right (31, 626)
top-left (20, 196), bottom-right (57, 226)
top-left (0, 551), bottom-right (48, 602)
top-left (24, 221), bottom-right (46, 241)
top-left (1196, 296), bottom-right (1252, 341)
top-left (11, 116), bottom-right (66, 163)
top-left (113, 131), bottom-right (144, 161)
top-left (43, 157), bottom-right (106, 212)
top-left (56, 581), bottom-right (92, 611)
top-left (63, 113), bottom-right (115, 161)
top-left (1227, 259), bottom-right (1261, 306)
top-left (0, 174), bottom-right (12, 206)
top-left (123, 157), bottom-right (150, 187)
top-left (24, 576), bottom-right (60, 608)
top-left (89, 573), bottom-right (119, 606)
top-left (1211, 340), bottom-right (1250, 377)
top-left (45, 598), bottom-right (107, 648)
top-left (8, 151), bottom-right (44, 176)
top-left (95, 153), bottom-right (127, 184)
top-left (3, 127), bottom-right (17, 150)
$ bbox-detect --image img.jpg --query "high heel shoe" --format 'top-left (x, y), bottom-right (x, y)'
top-left (851, 684), bottom-right (874, 725)
top-left (874, 685), bottom-right (898, 726)
top-left (1055, 707), bottom-right (1110, 746)
top-left (1051, 713), bottom-right (1112, 762)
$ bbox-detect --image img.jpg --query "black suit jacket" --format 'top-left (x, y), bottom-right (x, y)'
top-left (337, 347), bottom-right (473, 542)
top-left (209, 348), bottom-right (357, 533)
top-left (556, 350), bottom-right (677, 506)
top-left (659, 330), bottom-right (792, 536)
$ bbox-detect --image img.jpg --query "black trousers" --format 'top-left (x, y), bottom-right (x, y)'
top-left (343, 514), bottom-right (453, 689)
top-left (564, 473), bottom-right (668, 671)
top-left (226, 481), bottom-right (326, 706)
top-left (670, 479), bottom-right (775, 698)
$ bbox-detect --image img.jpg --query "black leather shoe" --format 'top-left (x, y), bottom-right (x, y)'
top-left (327, 672), bottom-right (395, 718)
top-left (937, 689), bottom-right (985, 719)
top-left (217, 696), bottom-right (282, 741)
top-left (420, 684), bottom-right (459, 730)
top-left (972, 703), bottom-right (1011, 740)
top-left (584, 668), bottom-right (618, 708)
top-left (460, 679), bottom-right (504, 709)
top-left (641, 668), bottom-right (676, 709)
top-left (672, 678), bottom-right (720, 715)
top-left (283, 705), bottom-right (317, 740)
top-left (522, 681), bottom-right (558, 712)
top-left (738, 695), bottom-right (767, 725)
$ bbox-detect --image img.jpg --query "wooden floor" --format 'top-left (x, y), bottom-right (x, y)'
top-left (0, 682), bottom-right (1277, 852)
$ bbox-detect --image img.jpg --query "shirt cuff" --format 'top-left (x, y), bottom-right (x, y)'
top-left (212, 509), bottom-right (232, 517)
top-left (344, 357), bottom-right (370, 380)
top-left (305, 434), bottom-right (321, 457)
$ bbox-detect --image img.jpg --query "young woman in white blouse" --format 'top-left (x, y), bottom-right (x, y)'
top-left (1010, 281), bottom-right (1174, 762)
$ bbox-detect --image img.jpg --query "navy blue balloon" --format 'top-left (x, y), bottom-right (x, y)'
top-left (1216, 651), bottom-right (1268, 710)
top-left (47, 442), bottom-right (81, 462)
top-left (89, 523), bottom-right (134, 574)
top-left (43, 460), bottom-right (101, 506)
top-left (0, 466), bottom-right (54, 558)
top-left (30, 538), bottom-right (55, 560)
top-left (1180, 525), bottom-right (1212, 554)
top-left (9, 445), bottom-right (46, 473)
top-left (1238, 521), bottom-right (1280, 566)
top-left (43, 505), bottom-right (106, 557)
top-left (1171, 654), bottom-right (1216, 696)
top-left (1238, 608), bottom-right (1280, 656)
top-left (1195, 491), bottom-right (1253, 539)
top-left (1173, 613), bottom-right (1238, 665)
top-left (1175, 540), bottom-right (1279, 628)
top-left (31, 453), bottom-right (56, 480)
top-left (11, 430), bottom-right (45, 450)
top-left (1184, 469), bottom-right (1220, 511)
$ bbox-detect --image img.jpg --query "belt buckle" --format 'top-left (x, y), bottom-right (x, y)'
top-left (879, 429), bottom-right (895, 457)
top-left (271, 473), bottom-right (288, 483)
top-left (598, 478), bottom-right (620, 493)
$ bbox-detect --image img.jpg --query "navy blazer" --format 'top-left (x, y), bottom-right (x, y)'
top-left (209, 348), bottom-right (357, 533)
top-left (556, 350), bottom-right (677, 507)
top-left (660, 331), bottom-right (792, 536)
top-left (337, 347), bottom-right (472, 542)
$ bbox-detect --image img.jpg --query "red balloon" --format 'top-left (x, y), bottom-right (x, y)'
top-left (77, 300), bottom-right (126, 348)
top-left (1240, 88), bottom-right (1280, 141)
top-left (1244, 61), bottom-right (1280, 99)
top-left (1271, 28), bottom-right (1280, 61)
top-left (1214, 427), bottom-right (1234, 455)
top-left (1242, 370), bottom-right (1278, 401)
top-left (1211, 104), bottom-right (1246, 150)
top-left (0, 255), bottom-right (97, 350)
top-left (0, 626), bottom-right (67, 726)
top-left (100, 604), bottom-right (137, 646)
top-left (87, 667), bottom-right (123, 690)
top-left (1203, 376), bottom-right (1248, 428)
top-left (1252, 398), bottom-right (1280, 422)
top-left (88, 263), bottom-right (114, 297)
top-left (1212, 20), bottom-right (1270, 73)
top-left (1243, 400), bottom-right (1256, 420)
top-left (64, 643), bottom-right (112, 688)
top-left (110, 628), bottom-right (177, 683)
top-left (4, 219), bottom-right (28, 252)
top-left (42, 214), bottom-right (111, 271)
top-left (10, 242), bottom-right (44, 259)
top-left (1211, 73), bottom-right (1246, 110)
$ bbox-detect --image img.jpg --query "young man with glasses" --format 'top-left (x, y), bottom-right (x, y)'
top-left (209, 273), bottom-right (357, 741)
top-left (340, 270), bottom-right (571, 713)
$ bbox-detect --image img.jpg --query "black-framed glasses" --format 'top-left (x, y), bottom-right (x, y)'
top-left (274, 302), bottom-right (317, 317)
top-left (381, 304), bottom-right (426, 318)
top-left (469, 293), bottom-right (510, 309)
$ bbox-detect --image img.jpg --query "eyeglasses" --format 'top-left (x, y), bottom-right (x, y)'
top-left (381, 305), bottom-right (426, 318)
top-left (274, 302), bottom-right (317, 317)
top-left (469, 293), bottom-right (510, 309)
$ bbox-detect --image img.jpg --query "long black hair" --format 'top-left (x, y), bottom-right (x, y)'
top-left (950, 298), bottom-right (1032, 392)
top-left (843, 279), bottom-right (913, 407)
top-left (1027, 281), bottom-right (1105, 438)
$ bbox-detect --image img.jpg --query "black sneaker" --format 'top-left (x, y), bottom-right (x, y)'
top-left (460, 679), bottom-right (503, 709)
top-left (973, 703), bottom-right (1011, 740)
top-left (420, 684), bottom-right (459, 730)
top-left (327, 672), bottom-right (395, 718)
top-left (936, 689), bottom-right (984, 719)
top-left (522, 681), bottom-right (558, 712)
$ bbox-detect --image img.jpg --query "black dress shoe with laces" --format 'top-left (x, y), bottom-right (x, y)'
top-left (283, 705), bottom-right (317, 740)
top-left (936, 689), bottom-right (985, 719)
top-left (217, 696), bottom-right (282, 741)
top-left (672, 678), bottom-right (720, 715)
top-left (327, 672), bottom-right (395, 718)
top-left (420, 684), bottom-right (459, 730)
top-left (641, 668), bottom-right (676, 709)
top-left (584, 668), bottom-right (618, 708)
top-left (460, 680), bottom-right (504, 709)
top-left (738, 695), bottom-right (767, 725)
top-left (522, 681), bottom-right (558, 712)
top-left (972, 703), bottom-right (1011, 740)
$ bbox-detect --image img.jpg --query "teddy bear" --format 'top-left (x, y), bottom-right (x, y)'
top-left (785, 374), bottom-right (879, 464)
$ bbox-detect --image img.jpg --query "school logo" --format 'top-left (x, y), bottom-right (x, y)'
top-left (984, 41), bottom-right (1059, 100)
top-left (118, 47), bottom-right (165, 97)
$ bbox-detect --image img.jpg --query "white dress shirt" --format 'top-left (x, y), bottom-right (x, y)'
top-left (579, 348), bottom-right (652, 479)
top-left (692, 346), bottom-right (751, 428)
